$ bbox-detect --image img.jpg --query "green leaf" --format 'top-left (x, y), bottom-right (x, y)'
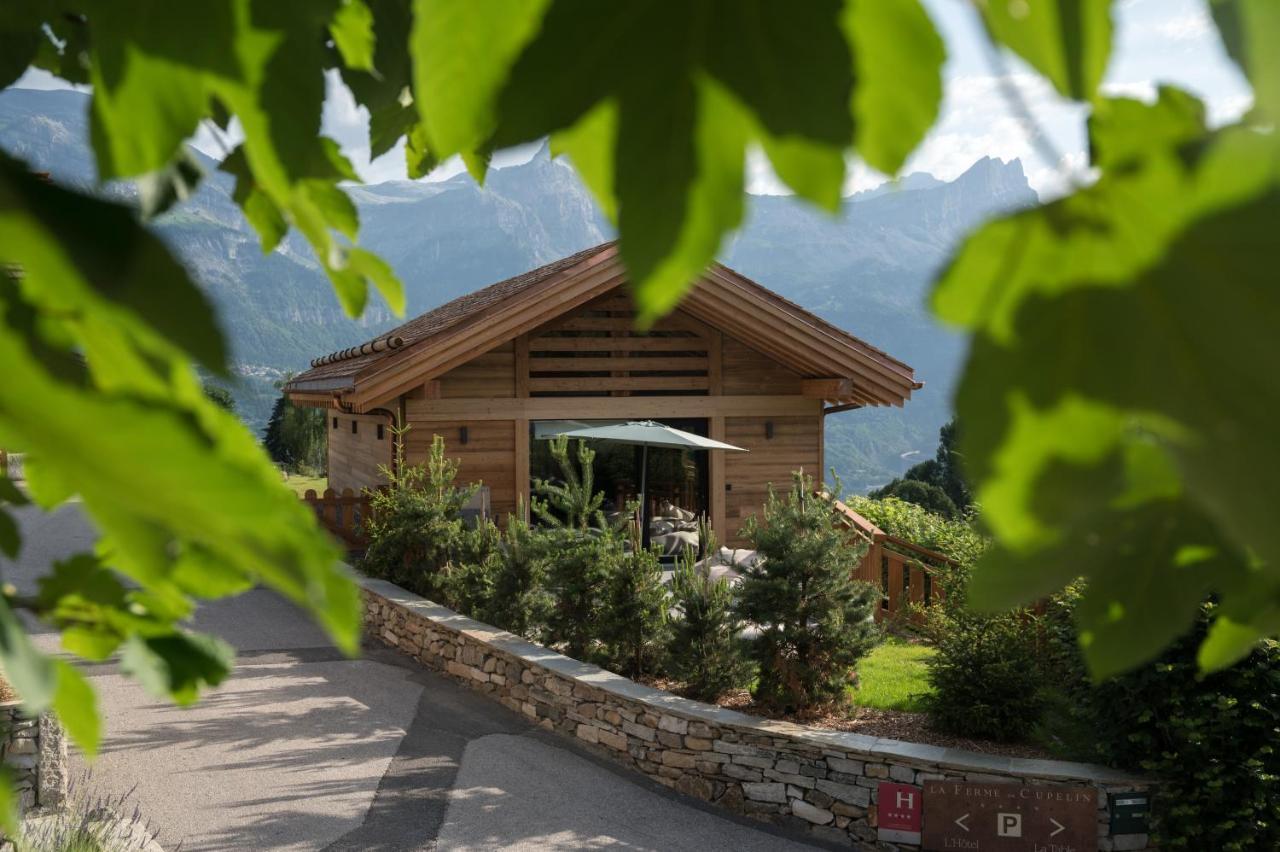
top-left (0, 597), bottom-right (55, 711)
top-left (405, 122), bottom-right (438, 179)
top-left (0, 475), bottom-right (30, 506)
top-left (0, 7), bottom-right (43, 90)
top-left (550, 102), bottom-right (618, 222)
top-left (758, 134), bottom-right (846, 214)
top-left (1, 160), bottom-right (359, 656)
top-left (1210, 0), bottom-right (1280, 122)
top-left (52, 661), bottom-right (100, 756)
top-left (411, 0), bottom-right (550, 160)
top-left (370, 102), bottom-right (418, 160)
top-left (136, 147), bottom-right (205, 221)
top-left (622, 76), bottom-right (749, 325)
top-left (0, 766), bottom-right (15, 837)
top-left (979, 0), bottom-right (1113, 102)
top-left (488, 0), bottom-right (853, 317)
top-left (347, 247), bottom-right (406, 314)
top-left (978, 499), bottom-right (1250, 678)
top-left (219, 146), bottom-right (288, 253)
top-left (844, 0), bottom-right (945, 174)
top-left (933, 97), bottom-right (1274, 342)
top-left (60, 626), bottom-right (122, 662)
top-left (1, 155), bottom-right (228, 372)
top-left (0, 508), bottom-right (17, 559)
top-left (330, 0), bottom-right (377, 72)
top-left (1198, 615), bottom-right (1272, 672)
top-left (86, 3), bottom-right (238, 179)
top-left (119, 632), bottom-right (234, 705)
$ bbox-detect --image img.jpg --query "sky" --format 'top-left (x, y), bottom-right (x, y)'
top-left (15, 0), bottom-right (1252, 200)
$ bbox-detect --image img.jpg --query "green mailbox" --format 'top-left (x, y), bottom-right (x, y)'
top-left (1109, 792), bottom-right (1151, 835)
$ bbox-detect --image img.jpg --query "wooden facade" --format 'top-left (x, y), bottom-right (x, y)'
top-left (288, 244), bottom-right (918, 548)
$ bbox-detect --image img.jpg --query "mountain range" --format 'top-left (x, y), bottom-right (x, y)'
top-left (0, 87), bottom-right (1036, 492)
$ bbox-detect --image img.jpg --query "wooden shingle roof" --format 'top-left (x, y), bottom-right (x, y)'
top-left (286, 242), bottom-right (919, 409)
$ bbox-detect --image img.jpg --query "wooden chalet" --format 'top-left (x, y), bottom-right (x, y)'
top-left (285, 243), bottom-right (919, 550)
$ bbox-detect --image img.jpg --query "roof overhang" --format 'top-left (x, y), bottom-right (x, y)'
top-left (285, 245), bottom-right (919, 411)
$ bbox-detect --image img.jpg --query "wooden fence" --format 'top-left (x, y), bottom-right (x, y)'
top-left (827, 496), bottom-right (955, 625)
top-left (302, 488), bottom-right (372, 550)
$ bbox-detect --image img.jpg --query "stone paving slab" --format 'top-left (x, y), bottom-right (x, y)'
top-left (437, 733), bottom-right (818, 852)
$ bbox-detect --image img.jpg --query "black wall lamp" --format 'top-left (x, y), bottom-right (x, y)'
top-left (765, 420), bottom-right (774, 440)
top-left (460, 426), bottom-right (469, 446)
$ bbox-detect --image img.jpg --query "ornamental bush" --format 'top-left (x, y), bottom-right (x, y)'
top-left (923, 607), bottom-right (1046, 741)
top-left (736, 471), bottom-right (879, 713)
top-left (668, 528), bottom-right (753, 701)
top-left (1085, 605), bottom-right (1280, 851)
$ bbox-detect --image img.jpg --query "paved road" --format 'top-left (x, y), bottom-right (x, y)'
top-left (2, 502), bottom-right (818, 851)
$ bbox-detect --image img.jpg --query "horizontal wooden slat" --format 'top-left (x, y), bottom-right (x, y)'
top-left (529, 337), bottom-right (710, 352)
top-left (528, 356), bottom-right (709, 372)
top-left (528, 375), bottom-right (709, 393)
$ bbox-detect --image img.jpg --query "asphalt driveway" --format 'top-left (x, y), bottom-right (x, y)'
top-left (2, 501), bottom-right (818, 851)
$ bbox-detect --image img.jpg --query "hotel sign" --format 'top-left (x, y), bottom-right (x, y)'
top-left (877, 782), bottom-right (923, 844)
top-left (922, 781), bottom-right (1097, 851)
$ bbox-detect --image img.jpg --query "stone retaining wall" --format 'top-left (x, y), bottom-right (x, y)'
top-left (1, 703), bottom-right (66, 814)
top-left (362, 577), bottom-right (1155, 850)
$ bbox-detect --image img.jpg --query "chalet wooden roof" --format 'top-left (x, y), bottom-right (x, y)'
top-left (286, 242), bottom-right (920, 410)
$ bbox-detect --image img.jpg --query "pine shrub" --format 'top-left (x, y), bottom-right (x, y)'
top-left (736, 471), bottom-right (880, 713)
top-left (361, 431), bottom-right (478, 601)
top-left (532, 436), bottom-right (618, 660)
top-left (668, 529), bottom-right (753, 701)
top-left (482, 502), bottom-right (554, 640)
top-left (600, 531), bottom-right (669, 678)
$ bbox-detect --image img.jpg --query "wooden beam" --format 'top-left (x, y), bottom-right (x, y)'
top-left (514, 417), bottom-right (530, 516)
top-left (285, 391), bottom-right (341, 409)
top-left (404, 395), bottom-right (822, 421)
top-left (515, 334), bottom-right (529, 398)
top-left (708, 329), bottom-right (723, 396)
top-left (710, 415), bottom-right (726, 545)
top-left (801, 378), bottom-right (854, 398)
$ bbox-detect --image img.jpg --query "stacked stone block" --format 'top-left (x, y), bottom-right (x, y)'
top-left (0, 704), bottom-right (66, 815)
top-left (363, 577), bottom-right (1153, 851)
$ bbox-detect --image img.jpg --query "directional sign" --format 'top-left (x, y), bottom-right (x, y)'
top-left (922, 780), bottom-right (1098, 851)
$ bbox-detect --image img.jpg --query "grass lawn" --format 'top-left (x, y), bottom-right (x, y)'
top-left (283, 474), bottom-right (328, 497)
top-left (850, 636), bottom-right (936, 713)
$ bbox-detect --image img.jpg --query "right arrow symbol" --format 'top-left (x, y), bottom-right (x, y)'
top-left (955, 813), bottom-right (970, 832)
top-left (1050, 817), bottom-right (1066, 837)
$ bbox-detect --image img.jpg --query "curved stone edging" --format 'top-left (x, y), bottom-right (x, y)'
top-left (360, 576), bottom-right (1154, 850)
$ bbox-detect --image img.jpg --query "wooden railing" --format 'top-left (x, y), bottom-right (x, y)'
top-left (826, 495), bottom-right (955, 625)
top-left (302, 488), bottom-right (372, 550)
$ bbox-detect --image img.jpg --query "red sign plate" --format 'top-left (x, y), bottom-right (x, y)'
top-left (878, 782), bottom-right (923, 844)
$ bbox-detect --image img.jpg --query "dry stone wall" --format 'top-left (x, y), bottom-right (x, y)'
top-left (1, 704), bottom-right (66, 814)
top-left (362, 577), bottom-right (1155, 850)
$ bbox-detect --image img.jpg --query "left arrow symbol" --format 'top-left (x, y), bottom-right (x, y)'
top-left (955, 813), bottom-right (970, 832)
